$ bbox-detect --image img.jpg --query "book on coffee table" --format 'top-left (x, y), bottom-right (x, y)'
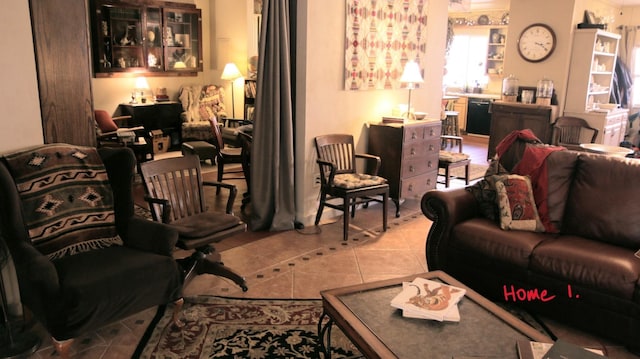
top-left (390, 277), bottom-right (466, 322)
top-left (516, 339), bottom-right (606, 359)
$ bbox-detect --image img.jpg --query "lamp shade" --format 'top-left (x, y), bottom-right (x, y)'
top-left (221, 63), bottom-right (243, 81)
top-left (400, 60), bottom-right (424, 84)
top-left (134, 76), bottom-right (150, 90)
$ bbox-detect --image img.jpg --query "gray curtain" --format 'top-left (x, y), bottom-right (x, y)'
top-left (250, 0), bottom-right (296, 231)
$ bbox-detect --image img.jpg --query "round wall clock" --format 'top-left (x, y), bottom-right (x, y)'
top-left (517, 23), bottom-right (556, 63)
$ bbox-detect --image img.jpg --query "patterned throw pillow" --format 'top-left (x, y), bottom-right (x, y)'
top-left (493, 174), bottom-right (544, 232)
top-left (2, 144), bottom-right (122, 260)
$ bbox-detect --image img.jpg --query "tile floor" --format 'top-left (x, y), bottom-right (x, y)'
top-left (24, 136), bottom-right (640, 358)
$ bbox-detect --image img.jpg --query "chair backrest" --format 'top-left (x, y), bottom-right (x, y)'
top-left (209, 117), bottom-right (226, 151)
top-left (95, 109), bottom-right (119, 133)
top-left (139, 155), bottom-right (207, 223)
top-left (315, 134), bottom-right (357, 175)
top-left (552, 116), bottom-right (599, 147)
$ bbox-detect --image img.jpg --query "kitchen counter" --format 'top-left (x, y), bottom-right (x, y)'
top-left (445, 91), bottom-right (501, 100)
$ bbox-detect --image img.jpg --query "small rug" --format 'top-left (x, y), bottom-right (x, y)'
top-left (132, 296), bottom-right (362, 359)
top-left (438, 163), bottom-right (488, 182)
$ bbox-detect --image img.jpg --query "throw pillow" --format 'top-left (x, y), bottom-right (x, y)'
top-left (3, 144), bottom-right (123, 260)
top-left (466, 159), bottom-right (508, 222)
top-left (493, 174), bottom-right (544, 232)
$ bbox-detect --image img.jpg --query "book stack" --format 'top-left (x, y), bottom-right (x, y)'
top-left (517, 339), bottom-right (606, 359)
top-left (390, 277), bottom-right (466, 322)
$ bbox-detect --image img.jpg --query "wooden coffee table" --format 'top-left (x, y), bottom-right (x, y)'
top-left (318, 271), bottom-right (552, 359)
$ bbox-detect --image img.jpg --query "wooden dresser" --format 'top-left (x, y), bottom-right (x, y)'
top-left (368, 120), bottom-right (441, 217)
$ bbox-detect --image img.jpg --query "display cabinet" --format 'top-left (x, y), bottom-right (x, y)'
top-left (91, 0), bottom-right (202, 77)
top-left (564, 29), bottom-right (620, 112)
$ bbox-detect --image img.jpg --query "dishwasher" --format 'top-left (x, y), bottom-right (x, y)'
top-left (466, 98), bottom-right (493, 136)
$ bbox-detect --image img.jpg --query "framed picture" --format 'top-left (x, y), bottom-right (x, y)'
top-left (584, 10), bottom-right (597, 24)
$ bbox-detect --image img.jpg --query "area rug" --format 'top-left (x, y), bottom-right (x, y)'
top-left (438, 163), bottom-right (488, 182)
top-left (132, 296), bottom-right (363, 359)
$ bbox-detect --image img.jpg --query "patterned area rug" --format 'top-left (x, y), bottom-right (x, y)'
top-left (132, 296), bottom-right (363, 359)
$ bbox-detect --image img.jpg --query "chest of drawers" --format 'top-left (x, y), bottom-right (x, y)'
top-left (368, 120), bottom-right (441, 217)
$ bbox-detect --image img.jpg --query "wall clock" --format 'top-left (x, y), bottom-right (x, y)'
top-left (517, 23), bottom-right (556, 63)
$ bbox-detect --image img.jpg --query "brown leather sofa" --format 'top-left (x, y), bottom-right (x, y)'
top-left (422, 150), bottom-right (640, 352)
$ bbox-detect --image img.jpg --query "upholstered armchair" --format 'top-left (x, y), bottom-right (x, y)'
top-left (178, 84), bottom-right (252, 146)
top-left (0, 144), bottom-right (183, 357)
top-left (178, 84), bottom-right (228, 142)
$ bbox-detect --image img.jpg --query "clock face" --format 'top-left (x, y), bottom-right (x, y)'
top-left (517, 23), bottom-right (556, 62)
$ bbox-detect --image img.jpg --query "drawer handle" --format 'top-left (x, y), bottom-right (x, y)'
top-left (410, 148), bottom-right (416, 155)
top-left (429, 129), bottom-right (435, 136)
top-left (427, 178), bottom-right (432, 185)
top-left (429, 144), bottom-right (434, 151)
top-left (411, 132), bottom-right (417, 140)
top-left (409, 165), bottom-right (415, 172)
top-left (408, 184), bottom-right (413, 192)
top-left (428, 160), bottom-right (433, 168)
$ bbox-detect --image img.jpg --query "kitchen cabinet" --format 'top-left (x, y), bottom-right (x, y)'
top-left (488, 102), bottom-right (558, 159)
top-left (91, 0), bottom-right (202, 77)
top-left (486, 26), bottom-right (506, 76)
top-left (453, 96), bottom-right (468, 133)
top-left (368, 120), bottom-right (441, 217)
top-left (563, 109), bottom-right (629, 147)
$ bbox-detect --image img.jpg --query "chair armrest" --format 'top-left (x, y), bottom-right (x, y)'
top-left (223, 118), bottom-right (253, 128)
top-left (143, 196), bottom-right (172, 223)
top-left (421, 188), bottom-right (480, 271)
top-left (112, 115), bottom-right (133, 122)
top-left (8, 240), bottom-right (60, 299)
top-left (355, 153), bottom-right (382, 175)
top-left (203, 181), bottom-right (238, 214)
top-left (124, 216), bottom-right (179, 256)
top-left (316, 159), bottom-right (337, 186)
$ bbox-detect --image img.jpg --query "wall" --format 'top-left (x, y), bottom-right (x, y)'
top-left (92, 0), bottom-right (250, 118)
top-left (0, 1), bottom-right (44, 153)
top-left (295, 0), bottom-right (449, 225)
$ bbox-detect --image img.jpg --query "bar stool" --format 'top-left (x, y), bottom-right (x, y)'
top-left (442, 111), bottom-right (460, 149)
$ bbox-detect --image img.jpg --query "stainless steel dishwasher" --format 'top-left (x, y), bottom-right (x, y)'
top-left (466, 98), bottom-right (493, 135)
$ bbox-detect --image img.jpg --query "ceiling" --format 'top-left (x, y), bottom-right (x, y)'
top-left (450, 0), bottom-right (640, 12)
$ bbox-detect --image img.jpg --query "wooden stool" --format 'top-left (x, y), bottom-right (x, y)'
top-left (442, 111), bottom-right (460, 149)
top-left (181, 141), bottom-right (216, 165)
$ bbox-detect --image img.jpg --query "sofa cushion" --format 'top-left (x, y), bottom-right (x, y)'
top-left (544, 150), bottom-right (579, 232)
top-left (530, 235), bottom-right (640, 299)
top-left (494, 174), bottom-right (544, 232)
top-left (563, 154), bottom-right (640, 248)
top-left (451, 218), bottom-right (549, 268)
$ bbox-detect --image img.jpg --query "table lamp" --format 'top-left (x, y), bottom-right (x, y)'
top-left (221, 63), bottom-right (243, 118)
top-left (400, 60), bottom-right (424, 120)
top-left (133, 76), bottom-right (150, 104)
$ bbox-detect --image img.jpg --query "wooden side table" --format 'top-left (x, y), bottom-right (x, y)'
top-left (114, 102), bottom-right (183, 149)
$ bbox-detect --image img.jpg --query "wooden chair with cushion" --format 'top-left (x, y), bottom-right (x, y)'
top-left (139, 154), bottom-right (248, 291)
top-left (314, 134), bottom-right (389, 241)
top-left (438, 135), bottom-right (471, 188)
top-left (210, 117), bottom-right (245, 191)
top-left (551, 116), bottom-right (599, 151)
top-left (0, 144), bottom-right (183, 358)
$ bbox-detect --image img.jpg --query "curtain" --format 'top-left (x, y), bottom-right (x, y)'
top-left (249, 0), bottom-right (296, 231)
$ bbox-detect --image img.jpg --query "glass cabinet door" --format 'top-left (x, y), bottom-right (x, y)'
top-left (144, 7), bottom-right (163, 71)
top-left (163, 8), bottom-right (202, 72)
top-left (97, 5), bottom-right (145, 72)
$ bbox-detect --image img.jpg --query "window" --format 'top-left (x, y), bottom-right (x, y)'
top-left (444, 28), bottom-right (489, 91)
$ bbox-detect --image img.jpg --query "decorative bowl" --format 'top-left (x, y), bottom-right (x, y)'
top-left (414, 111), bottom-right (427, 120)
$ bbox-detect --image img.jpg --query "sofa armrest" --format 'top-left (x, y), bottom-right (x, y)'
top-left (421, 188), bottom-right (480, 271)
top-left (124, 216), bottom-right (178, 256)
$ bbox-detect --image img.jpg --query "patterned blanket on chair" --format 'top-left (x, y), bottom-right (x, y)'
top-left (2, 144), bottom-right (122, 259)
